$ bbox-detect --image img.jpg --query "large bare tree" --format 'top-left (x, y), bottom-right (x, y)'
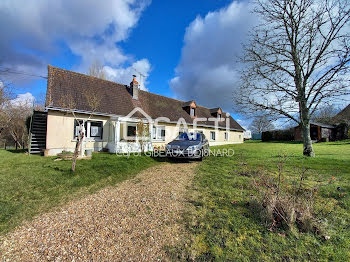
top-left (249, 115), bottom-right (275, 133)
top-left (88, 60), bottom-right (107, 80)
top-left (237, 0), bottom-right (350, 156)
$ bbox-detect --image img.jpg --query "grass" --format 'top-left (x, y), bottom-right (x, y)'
top-left (179, 140), bottom-right (350, 261)
top-left (0, 150), bottom-right (160, 235)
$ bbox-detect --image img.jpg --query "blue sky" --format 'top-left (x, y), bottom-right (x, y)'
top-left (0, 0), bottom-right (256, 127)
top-left (121, 0), bottom-right (233, 98)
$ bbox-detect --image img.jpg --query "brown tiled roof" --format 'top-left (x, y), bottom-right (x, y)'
top-left (334, 104), bottom-right (350, 122)
top-left (45, 65), bottom-right (244, 131)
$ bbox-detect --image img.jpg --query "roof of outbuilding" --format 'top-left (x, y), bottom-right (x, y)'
top-left (45, 65), bottom-right (244, 131)
top-left (334, 104), bottom-right (350, 122)
top-left (310, 121), bottom-right (335, 129)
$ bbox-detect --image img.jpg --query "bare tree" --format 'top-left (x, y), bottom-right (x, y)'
top-left (249, 115), bottom-right (275, 133)
top-left (88, 60), bottom-right (107, 80)
top-left (58, 86), bottom-right (102, 172)
top-left (311, 104), bottom-right (339, 124)
top-left (0, 87), bottom-right (32, 149)
top-left (136, 122), bottom-right (150, 153)
top-left (236, 0), bottom-right (350, 156)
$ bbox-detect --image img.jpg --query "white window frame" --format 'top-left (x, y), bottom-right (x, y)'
top-left (126, 123), bottom-right (137, 141)
top-left (179, 128), bottom-right (188, 136)
top-left (89, 121), bottom-right (103, 139)
top-left (190, 107), bottom-right (195, 117)
top-left (152, 126), bottom-right (165, 141)
top-left (210, 131), bottom-right (216, 141)
top-left (74, 119), bottom-right (103, 140)
top-left (224, 132), bottom-right (229, 141)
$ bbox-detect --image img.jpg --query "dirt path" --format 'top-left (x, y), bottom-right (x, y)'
top-left (0, 162), bottom-right (197, 261)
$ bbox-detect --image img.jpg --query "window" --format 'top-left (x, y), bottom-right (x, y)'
top-left (190, 107), bottom-right (195, 117)
top-left (210, 131), bottom-right (216, 141)
top-left (218, 113), bottom-right (222, 119)
top-left (239, 135), bottom-right (242, 140)
top-left (152, 126), bottom-right (165, 141)
top-left (74, 120), bottom-right (103, 139)
top-left (74, 120), bottom-right (86, 137)
top-left (179, 128), bottom-right (188, 136)
top-left (127, 125), bottom-right (137, 137)
top-left (90, 121), bottom-right (103, 138)
top-left (224, 132), bottom-right (228, 141)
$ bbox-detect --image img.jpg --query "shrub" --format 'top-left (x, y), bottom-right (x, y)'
top-left (262, 129), bottom-right (294, 141)
top-left (249, 155), bottom-right (331, 234)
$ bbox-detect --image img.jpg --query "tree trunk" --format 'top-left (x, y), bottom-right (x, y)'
top-left (72, 138), bottom-right (82, 172)
top-left (72, 128), bottom-right (84, 172)
top-left (301, 121), bottom-right (315, 157)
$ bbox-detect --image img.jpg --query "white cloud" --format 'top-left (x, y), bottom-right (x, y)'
top-left (170, 1), bottom-right (257, 112)
top-left (0, 0), bottom-right (151, 86)
top-left (10, 92), bottom-right (35, 107)
top-left (104, 59), bottom-right (151, 90)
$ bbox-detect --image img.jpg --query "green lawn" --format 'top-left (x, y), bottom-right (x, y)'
top-left (0, 150), bottom-right (159, 235)
top-left (179, 140), bottom-right (350, 261)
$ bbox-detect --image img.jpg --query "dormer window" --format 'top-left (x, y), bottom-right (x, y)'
top-left (182, 100), bottom-right (197, 118)
top-left (190, 107), bottom-right (195, 117)
top-left (210, 107), bottom-right (223, 119)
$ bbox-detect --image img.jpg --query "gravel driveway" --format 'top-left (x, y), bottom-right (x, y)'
top-left (0, 162), bottom-right (197, 261)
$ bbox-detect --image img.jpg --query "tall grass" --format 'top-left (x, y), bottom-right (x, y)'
top-left (178, 140), bottom-right (350, 261)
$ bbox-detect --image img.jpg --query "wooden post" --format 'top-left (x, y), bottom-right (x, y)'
top-left (318, 126), bottom-right (321, 141)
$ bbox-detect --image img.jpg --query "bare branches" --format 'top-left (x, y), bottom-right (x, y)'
top-left (249, 115), bottom-right (275, 133)
top-left (88, 60), bottom-right (107, 80)
top-left (237, 0), bottom-right (350, 119)
top-left (237, 0), bottom-right (350, 156)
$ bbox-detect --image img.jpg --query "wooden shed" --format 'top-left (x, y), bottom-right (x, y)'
top-left (294, 122), bottom-right (335, 142)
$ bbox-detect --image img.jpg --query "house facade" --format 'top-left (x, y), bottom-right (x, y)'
top-left (33, 66), bottom-right (244, 156)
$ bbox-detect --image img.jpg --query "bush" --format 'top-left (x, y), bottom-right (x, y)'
top-left (262, 129), bottom-right (294, 141)
top-left (249, 154), bottom-right (332, 234)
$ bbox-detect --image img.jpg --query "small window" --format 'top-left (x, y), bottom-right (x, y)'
top-left (74, 120), bottom-right (103, 139)
top-left (210, 131), bottom-right (216, 141)
top-left (127, 125), bottom-right (137, 137)
top-left (152, 126), bottom-right (157, 140)
top-left (218, 113), bottom-right (222, 119)
top-left (179, 128), bottom-right (188, 136)
top-left (153, 126), bottom-right (165, 141)
top-left (90, 121), bottom-right (103, 138)
top-left (190, 107), bottom-right (195, 117)
top-left (239, 135), bottom-right (242, 140)
top-left (74, 120), bottom-right (87, 138)
top-left (224, 132), bottom-right (228, 141)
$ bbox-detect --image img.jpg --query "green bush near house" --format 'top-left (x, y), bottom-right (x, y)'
top-left (0, 151), bottom-right (159, 235)
top-left (179, 140), bottom-right (350, 261)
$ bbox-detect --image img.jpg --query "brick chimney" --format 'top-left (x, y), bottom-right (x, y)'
top-left (129, 75), bottom-right (139, 100)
